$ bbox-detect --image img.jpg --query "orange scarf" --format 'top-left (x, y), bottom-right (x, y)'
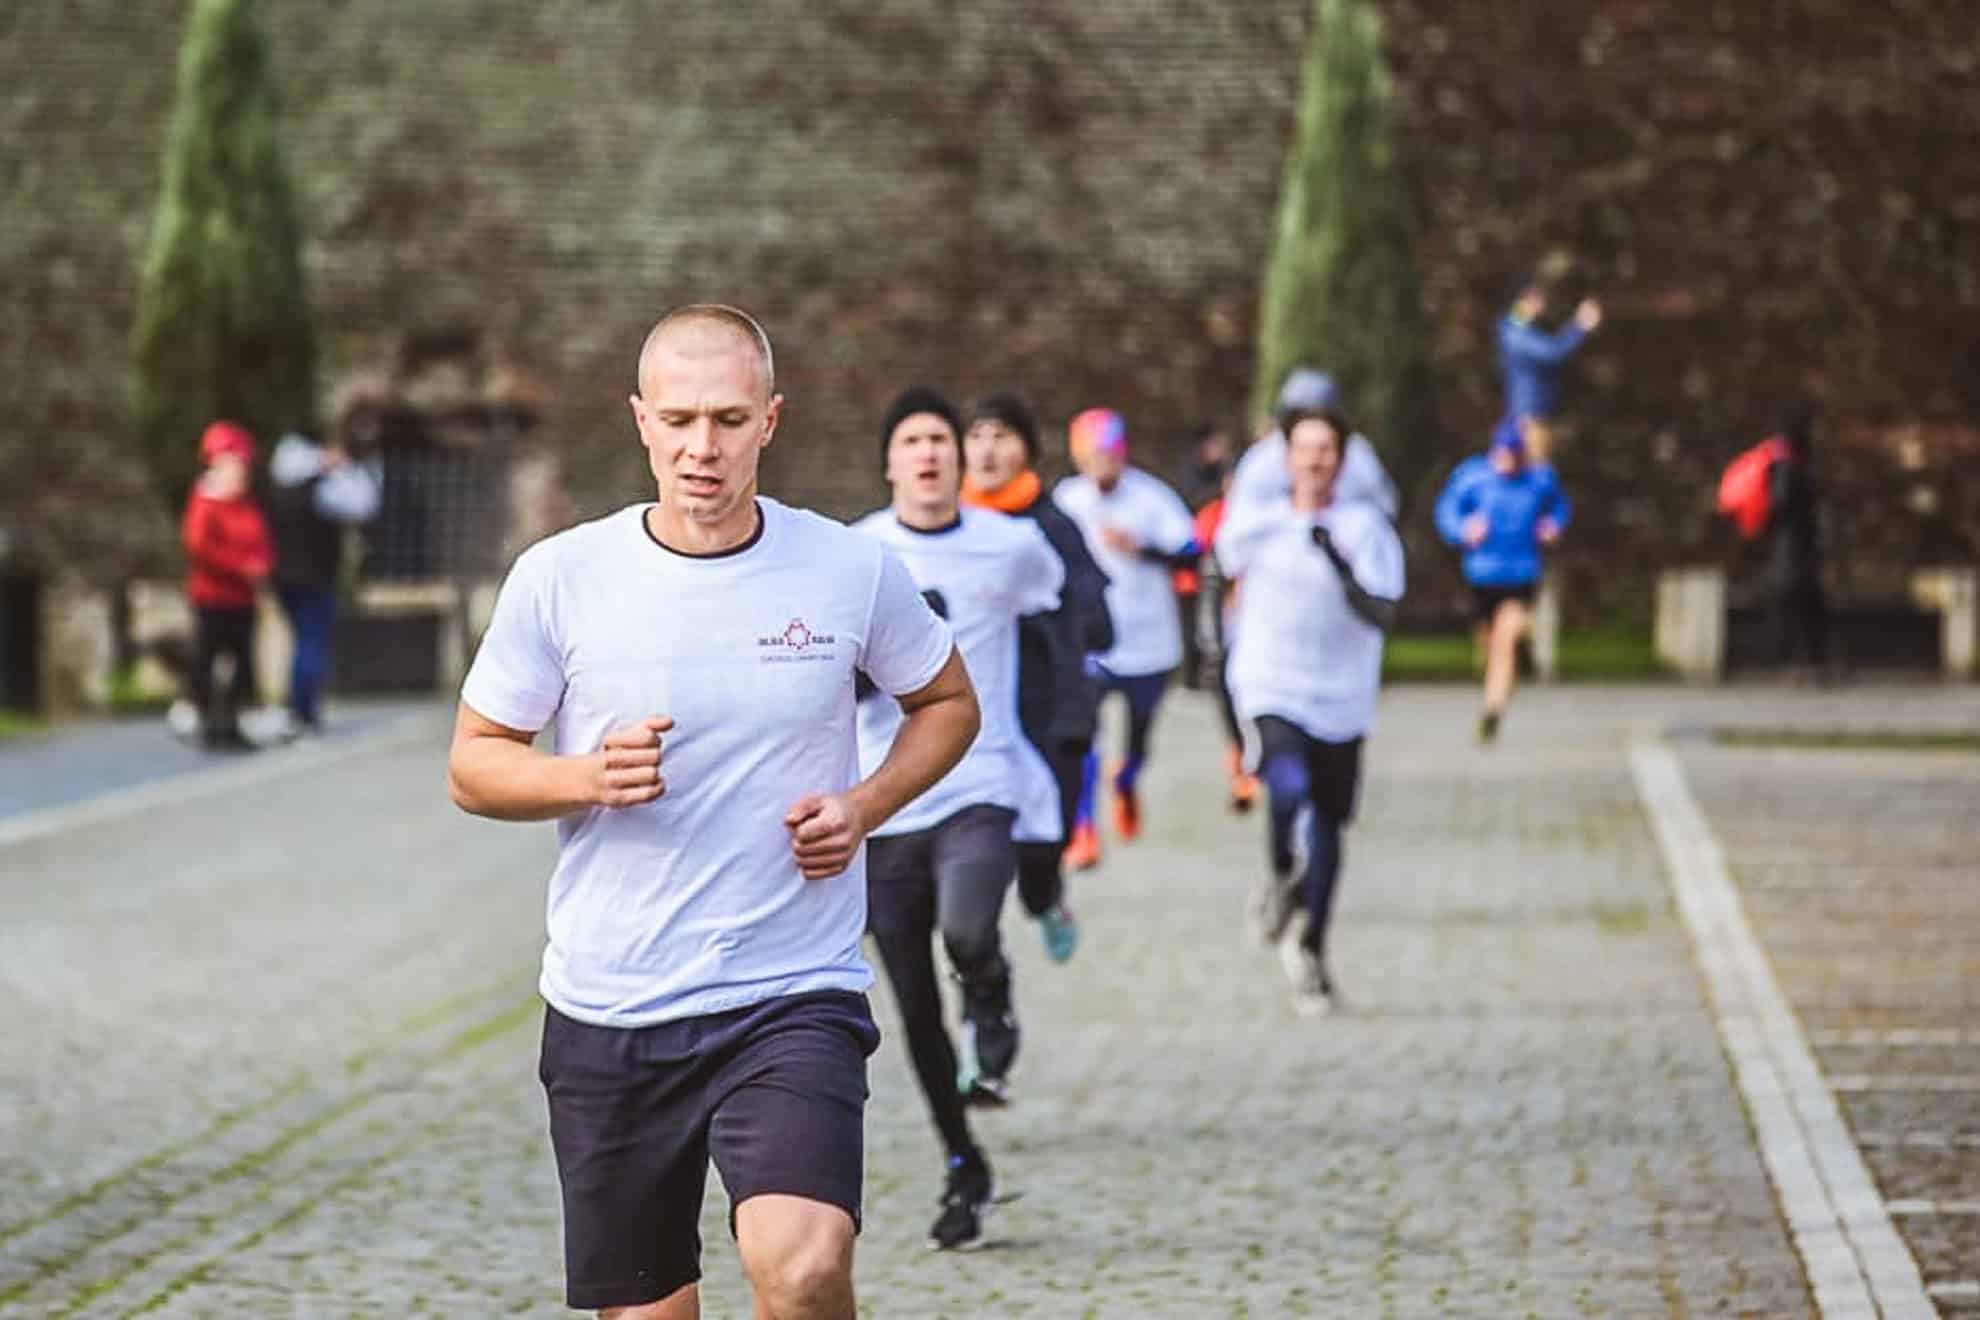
top-left (961, 468), bottom-right (1041, 514)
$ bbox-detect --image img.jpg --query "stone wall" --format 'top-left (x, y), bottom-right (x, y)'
top-left (5, 1), bottom-right (1975, 622)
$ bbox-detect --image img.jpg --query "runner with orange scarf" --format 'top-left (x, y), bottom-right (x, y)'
top-left (962, 394), bottom-right (1113, 988)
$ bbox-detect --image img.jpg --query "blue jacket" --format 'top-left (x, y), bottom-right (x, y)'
top-left (1434, 456), bottom-right (1572, 588)
top-left (1498, 314), bottom-right (1589, 420)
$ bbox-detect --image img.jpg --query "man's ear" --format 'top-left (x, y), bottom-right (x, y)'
top-left (760, 393), bottom-right (786, 450)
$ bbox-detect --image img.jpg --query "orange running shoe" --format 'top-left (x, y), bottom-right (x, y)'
top-left (1063, 822), bottom-right (1102, 871)
top-left (1110, 771), bottom-right (1142, 842)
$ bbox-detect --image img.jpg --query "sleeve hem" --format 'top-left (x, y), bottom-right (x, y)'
top-left (882, 635), bottom-right (955, 699)
top-left (459, 680), bottom-right (556, 735)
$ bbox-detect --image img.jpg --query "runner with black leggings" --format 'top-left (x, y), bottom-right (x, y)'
top-left (1221, 407), bottom-right (1404, 1016)
top-left (856, 387), bottom-right (1065, 1248)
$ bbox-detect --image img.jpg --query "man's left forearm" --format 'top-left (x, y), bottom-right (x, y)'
top-left (848, 649), bottom-right (980, 834)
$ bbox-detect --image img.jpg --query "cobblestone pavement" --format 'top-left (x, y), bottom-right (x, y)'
top-left (1675, 704), bottom-right (1980, 1313)
top-left (3, 682), bottom-right (1969, 1316)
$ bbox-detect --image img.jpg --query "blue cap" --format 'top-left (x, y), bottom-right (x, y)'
top-left (1490, 416), bottom-right (1526, 457)
top-left (1275, 368), bottom-right (1339, 417)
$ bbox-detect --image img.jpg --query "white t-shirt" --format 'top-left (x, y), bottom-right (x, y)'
top-left (1219, 500), bottom-right (1405, 742)
top-left (1052, 468), bottom-right (1197, 677)
top-left (853, 507), bottom-right (1064, 839)
top-left (1227, 429), bottom-right (1399, 522)
top-left (460, 499), bottom-right (954, 1028)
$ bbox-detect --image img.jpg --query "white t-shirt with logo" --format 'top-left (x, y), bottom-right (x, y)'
top-left (853, 507), bottom-right (1064, 839)
top-left (1052, 468), bottom-right (1197, 678)
top-left (460, 499), bottom-right (954, 1028)
top-left (1219, 499), bottom-right (1405, 743)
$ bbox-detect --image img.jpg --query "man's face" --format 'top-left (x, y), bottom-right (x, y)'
top-left (963, 420), bottom-right (1028, 491)
top-left (1286, 418), bottom-right (1342, 499)
top-left (1515, 289), bottom-right (1547, 321)
top-left (1199, 430), bottom-right (1230, 466)
top-left (887, 412), bottom-right (962, 515)
top-left (629, 337), bottom-right (781, 525)
top-left (1090, 447), bottom-right (1126, 490)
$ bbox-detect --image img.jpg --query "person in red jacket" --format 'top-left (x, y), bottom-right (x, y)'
top-left (182, 421), bottom-right (274, 750)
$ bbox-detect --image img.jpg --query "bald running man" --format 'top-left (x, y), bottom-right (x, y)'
top-left (448, 305), bottom-right (980, 1319)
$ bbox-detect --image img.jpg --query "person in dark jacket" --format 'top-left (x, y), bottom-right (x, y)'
top-left (268, 424), bottom-right (382, 734)
top-left (962, 392), bottom-right (1114, 969)
top-left (1433, 417), bottom-right (1571, 743)
top-left (1765, 403), bottom-right (1834, 678)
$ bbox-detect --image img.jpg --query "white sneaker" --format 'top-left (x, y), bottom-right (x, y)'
top-left (1248, 871), bottom-right (1299, 946)
top-left (165, 699), bottom-right (202, 745)
top-left (241, 706), bottom-right (300, 747)
top-left (1281, 938), bottom-right (1333, 1017)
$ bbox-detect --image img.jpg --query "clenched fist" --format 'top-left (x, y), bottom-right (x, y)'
top-left (785, 792), bottom-right (869, 881)
top-left (588, 716), bottom-right (675, 808)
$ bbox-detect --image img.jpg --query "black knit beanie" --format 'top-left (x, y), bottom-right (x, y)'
top-left (879, 386), bottom-right (963, 466)
top-left (966, 392), bottom-right (1039, 461)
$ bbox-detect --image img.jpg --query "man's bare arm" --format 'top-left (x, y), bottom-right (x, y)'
top-left (852, 647), bottom-right (978, 830)
top-left (446, 702), bottom-right (671, 821)
top-left (785, 648), bottom-right (979, 879)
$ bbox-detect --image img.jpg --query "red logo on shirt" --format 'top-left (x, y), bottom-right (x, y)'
top-left (758, 617), bottom-right (838, 662)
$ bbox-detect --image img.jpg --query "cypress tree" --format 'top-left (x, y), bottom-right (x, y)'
top-left (1254, 0), bottom-right (1433, 492)
top-left (132, 0), bottom-right (315, 505)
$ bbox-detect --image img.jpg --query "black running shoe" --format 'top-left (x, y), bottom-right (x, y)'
top-left (928, 1154), bottom-right (993, 1250)
top-left (959, 976), bottom-right (1020, 1101)
top-left (1477, 709), bottom-right (1501, 744)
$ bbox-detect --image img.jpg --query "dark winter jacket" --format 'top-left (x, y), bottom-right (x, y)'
top-left (1766, 454), bottom-right (1823, 587)
top-left (1010, 495), bottom-right (1113, 744)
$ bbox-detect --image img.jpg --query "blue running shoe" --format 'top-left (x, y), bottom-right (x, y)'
top-left (1037, 904), bottom-right (1081, 965)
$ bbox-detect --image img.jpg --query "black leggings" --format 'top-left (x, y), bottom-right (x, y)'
top-left (189, 606), bottom-right (257, 737)
top-left (1776, 580), bottom-right (1832, 669)
top-left (866, 806), bottom-right (1016, 1161)
top-left (1254, 717), bottom-right (1363, 957)
top-left (1015, 736), bottom-right (1089, 916)
top-left (1215, 654), bottom-right (1243, 748)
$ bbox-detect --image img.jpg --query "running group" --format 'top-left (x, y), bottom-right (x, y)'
top-left (448, 303), bottom-right (1579, 1318)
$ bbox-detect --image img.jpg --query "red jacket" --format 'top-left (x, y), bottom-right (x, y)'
top-left (183, 492), bottom-right (274, 608)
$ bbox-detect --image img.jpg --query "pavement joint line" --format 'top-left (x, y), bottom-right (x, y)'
top-left (1629, 740), bottom-right (1935, 1320)
top-left (1811, 1029), bottom-right (1978, 1047)
top-left (1885, 1200), bottom-right (1980, 1216)
top-left (1830, 1075), bottom-right (1980, 1093)
top-left (0, 708), bottom-right (442, 851)
top-left (1855, 1132), bottom-right (1980, 1150)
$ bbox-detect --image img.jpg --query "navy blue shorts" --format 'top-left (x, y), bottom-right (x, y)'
top-left (538, 990), bottom-right (881, 1311)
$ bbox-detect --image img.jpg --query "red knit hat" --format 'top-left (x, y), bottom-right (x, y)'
top-left (199, 421), bottom-right (256, 464)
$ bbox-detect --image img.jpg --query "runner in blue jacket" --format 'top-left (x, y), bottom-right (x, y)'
top-left (1434, 418), bottom-right (1572, 743)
